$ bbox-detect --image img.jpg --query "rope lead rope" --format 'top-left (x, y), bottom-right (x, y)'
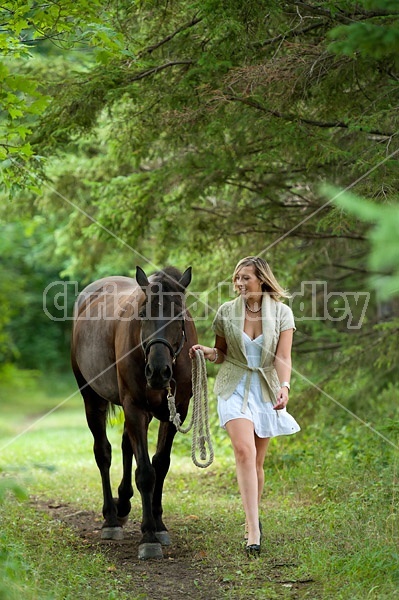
top-left (167, 350), bottom-right (214, 468)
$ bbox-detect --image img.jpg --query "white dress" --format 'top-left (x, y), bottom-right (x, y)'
top-left (217, 332), bottom-right (301, 438)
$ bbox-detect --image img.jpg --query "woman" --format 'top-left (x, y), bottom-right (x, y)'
top-left (189, 256), bottom-right (300, 556)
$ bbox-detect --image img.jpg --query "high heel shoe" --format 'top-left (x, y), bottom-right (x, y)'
top-left (245, 520), bottom-right (262, 556)
top-left (246, 543), bottom-right (261, 557)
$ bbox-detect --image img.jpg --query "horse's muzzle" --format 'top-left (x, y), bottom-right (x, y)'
top-left (145, 362), bottom-right (172, 390)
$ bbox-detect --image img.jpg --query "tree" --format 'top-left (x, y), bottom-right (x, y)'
top-left (0, 218), bottom-right (74, 370)
top-left (0, 0), bottom-right (124, 189)
top-left (1, 1), bottom-right (398, 402)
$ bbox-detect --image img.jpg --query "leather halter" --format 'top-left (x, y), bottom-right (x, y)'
top-left (141, 321), bottom-right (186, 365)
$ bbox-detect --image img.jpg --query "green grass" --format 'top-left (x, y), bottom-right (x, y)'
top-left (1, 372), bottom-right (399, 599)
top-left (0, 502), bottom-right (132, 600)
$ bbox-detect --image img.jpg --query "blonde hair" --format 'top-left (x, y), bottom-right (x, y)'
top-left (232, 256), bottom-right (290, 301)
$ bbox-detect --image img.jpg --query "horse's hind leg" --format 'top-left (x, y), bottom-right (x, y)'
top-left (84, 394), bottom-right (123, 540)
top-left (73, 366), bottom-right (123, 541)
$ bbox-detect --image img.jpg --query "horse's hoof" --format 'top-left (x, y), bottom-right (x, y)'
top-left (101, 526), bottom-right (124, 540)
top-left (118, 514), bottom-right (129, 527)
top-left (155, 530), bottom-right (171, 546)
top-left (138, 543), bottom-right (163, 560)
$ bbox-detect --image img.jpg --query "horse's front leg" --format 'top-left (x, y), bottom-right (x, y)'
top-left (151, 420), bottom-right (178, 546)
top-left (116, 424), bottom-right (134, 526)
top-left (124, 406), bottom-right (163, 560)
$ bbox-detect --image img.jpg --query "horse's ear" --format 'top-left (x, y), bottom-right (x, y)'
top-left (136, 266), bottom-right (149, 290)
top-left (179, 267), bottom-right (192, 290)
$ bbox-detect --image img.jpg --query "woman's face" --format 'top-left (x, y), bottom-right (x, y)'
top-left (234, 265), bottom-right (262, 298)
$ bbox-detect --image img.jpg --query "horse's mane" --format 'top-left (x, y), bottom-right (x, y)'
top-left (150, 266), bottom-right (185, 293)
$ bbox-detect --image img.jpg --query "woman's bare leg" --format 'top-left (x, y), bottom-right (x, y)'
top-left (243, 435), bottom-right (270, 537)
top-left (225, 418), bottom-right (261, 546)
top-left (255, 435), bottom-right (270, 505)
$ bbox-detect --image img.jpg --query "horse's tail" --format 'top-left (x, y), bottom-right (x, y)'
top-left (107, 403), bottom-right (123, 426)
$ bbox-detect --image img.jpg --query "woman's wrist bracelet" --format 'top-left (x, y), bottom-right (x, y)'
top-left (280, 381), bottom-right (290, 391)
top-left (209, 348), bottom-right (218, 363)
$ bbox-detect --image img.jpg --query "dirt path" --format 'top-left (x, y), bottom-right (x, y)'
top-left (32, 497), bottom-right (222, 599)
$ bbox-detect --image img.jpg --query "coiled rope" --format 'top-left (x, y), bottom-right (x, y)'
top-left (167, 349), bottom-right (214, 468)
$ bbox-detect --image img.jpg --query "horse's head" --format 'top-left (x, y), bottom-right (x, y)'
top-left (136, 265), bottom-right (192, 390)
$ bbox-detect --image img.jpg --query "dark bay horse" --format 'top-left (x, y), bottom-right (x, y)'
top-left (71, 266), bottom-right (197, 559)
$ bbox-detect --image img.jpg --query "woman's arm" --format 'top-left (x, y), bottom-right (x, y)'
top-left (213, 335), bottom-right (227, 363)
top-left (273, 328), bottom-right (293, 409)
top-left (189, 335), bottom-right (227, 364)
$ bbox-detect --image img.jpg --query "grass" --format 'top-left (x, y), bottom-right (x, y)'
top-left (1, 372), bottom-right (399, 599)
top-left (0, 503), bottom-right (131, 600)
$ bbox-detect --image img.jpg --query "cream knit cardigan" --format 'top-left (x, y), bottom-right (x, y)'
top-left (212, 294), bottom-right (295, 408)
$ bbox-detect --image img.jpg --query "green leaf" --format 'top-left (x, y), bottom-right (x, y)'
top-left (324, 185), bottom-right (399, 300)
top-left (8, 107), bottom-right (24, 119)
top-left (19, 143), bottom-right (33, 157)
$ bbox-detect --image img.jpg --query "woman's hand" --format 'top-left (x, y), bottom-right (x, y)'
top-left (189, 344), bottom-right (217, 362)
top-left (273, 386), bottom-right (289, 410)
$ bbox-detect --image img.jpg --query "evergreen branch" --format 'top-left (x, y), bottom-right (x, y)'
top-left (292, 230), bottom-right (366, 241)
top-left (224, 94), bottom-right (394, 137)
top-left (287, 1), bottom-right (354, 23)
top-left (191, 206), bottom-right (230, 219)
top-left (140, 15), bottom-right (203, 56)
top-left (231, 226), bottom-right (366, 241)
top-left (331, 263), bottom-right (382, 276)
top-left (126, 60), bottom-right (194, 82)
top-left (224, 179), bottom-right (261, 193)
top-left (287, 1), bottom-right (399, 23)
top-left (196, 211), bottom-right (363, 240)
top-left (258, 20), bottom-right (327, 47)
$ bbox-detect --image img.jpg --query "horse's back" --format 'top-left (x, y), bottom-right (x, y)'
top-left (72, 276), bottom-right (141, 403)
top-left (75, 276), bottom-right (138, 312)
